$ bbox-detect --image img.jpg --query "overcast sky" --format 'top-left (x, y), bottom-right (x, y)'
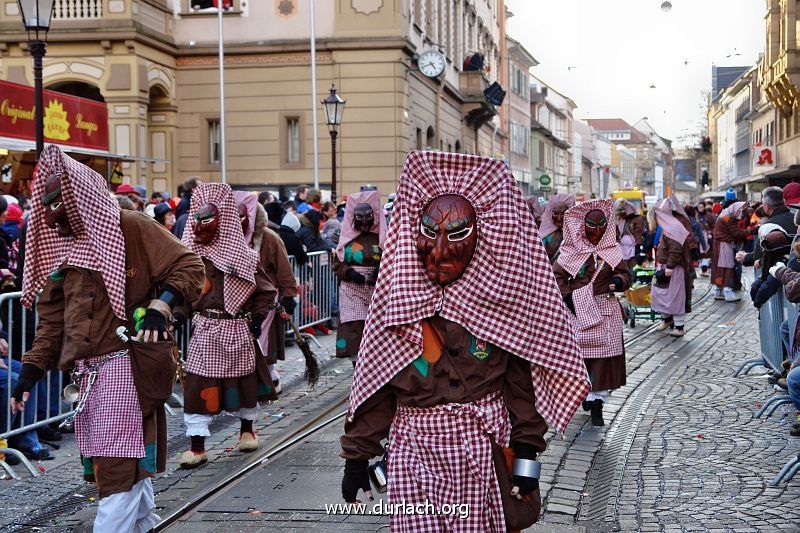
top-left (505, 0), bottom-right (765, 147)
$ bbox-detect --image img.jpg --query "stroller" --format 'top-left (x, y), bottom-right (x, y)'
top-left (624, 264), bottom-right (656, 328)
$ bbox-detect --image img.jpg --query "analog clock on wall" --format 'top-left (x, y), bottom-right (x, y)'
top-left (418, 50), bottom-right (446, 78)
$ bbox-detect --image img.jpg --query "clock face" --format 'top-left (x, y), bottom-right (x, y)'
top-left (419, 50), bottom-right (446, 78)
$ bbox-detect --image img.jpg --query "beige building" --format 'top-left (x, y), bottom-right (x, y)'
top-left (0, 0), bottom-right (513, 198)
top-left (504, 36), bottom-right (537, 193)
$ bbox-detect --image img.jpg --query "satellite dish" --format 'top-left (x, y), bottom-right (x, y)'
top-left (661, 1), bottom-right (672, 12)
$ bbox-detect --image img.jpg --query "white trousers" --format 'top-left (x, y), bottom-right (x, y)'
top-left (267, 364), bottom-right (280, 381)
top-left (662, 313), bottom-right (686, 327)
top-left (95, 478), bottom-right (159, 533)
top-left (184, 406), bottom-right (259, 437)
top-left (699, 258), bottom-right (711, 267)
top-left (587, 390), bottom-right (610, 403)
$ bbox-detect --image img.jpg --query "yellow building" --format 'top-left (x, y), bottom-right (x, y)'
top-left (0, 0), bottom-right (511, 198)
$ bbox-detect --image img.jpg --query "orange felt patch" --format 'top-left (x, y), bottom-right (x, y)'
top-left (200, 387), bottom-right (219, 412)
top-left (421, 320), bottom-right (442, 364)
top-left (201, 277), bottom-right (212, 296)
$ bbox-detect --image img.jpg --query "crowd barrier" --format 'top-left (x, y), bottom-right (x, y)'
top-left (730, 282), bottom-right (799, 485)
top-left (0, 250), bottom-right (337, 478)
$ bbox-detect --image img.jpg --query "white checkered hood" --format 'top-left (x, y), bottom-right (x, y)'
top-left (348, 150), bottom-right (589, 432)
top-left (181, 183), bottom-right (257, 315)
top-left (22, 145), bottom-right (127, 319)
top-left (557, 199), bottom-right (623, 278)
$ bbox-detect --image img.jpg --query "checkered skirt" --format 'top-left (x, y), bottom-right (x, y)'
top-left (350, 151), bottom-right (589, 433)
top-left (74, 351), bottom-right (145, 459)
top-left (571, 284), bottom-right (624, 359)
top-left (387, 392), bottom-right (510, 532)
top-left (338, 266), bottom-right (377, 324)
top-left (186, 315), bottom-right (255, 378)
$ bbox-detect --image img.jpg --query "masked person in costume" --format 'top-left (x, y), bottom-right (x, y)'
top-left (552, 199), bottom-right (632, 427)
top-left (178, 183), bottom-right (278, 468)
top-left (526, 197), bottom-right (546, 228)
top-left (234, 191), bottom-right (298, 396)
top-left (615, 199), bottom-right (646, 269)
top-left (334, 190), bottom-right (386, 365)
top-left (649, 197), bottom-right (696, 337)
top-left (12, 146), bottom-right (204, 531)
top-left (539, 193), bottom-right (576, 263)
top-left (340, 151), bottom-right (590, 532)
top-left (711, 201), bottom-right (749, 302)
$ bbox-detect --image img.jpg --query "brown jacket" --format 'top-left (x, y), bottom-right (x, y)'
top-left (340, 316), bottom-right (548, 460)
top-left (656, 236), bottom-right (691, 270)
top-left (552, 258), bottom-right (632, 297)
top-left (188, 258), bottom-right (276, 316)
top-left (258, 228), bottom-right (297, 299)
top-left (777, 266), bottom-right (800, 303)
top-left (25, 211), bottom-right (205, 372)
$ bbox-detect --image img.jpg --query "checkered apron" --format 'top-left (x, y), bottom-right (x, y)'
top-left (23, 145), bottom-right (127, 319)
top-left (186, 314), bottom-right (255, 378)
top-left (349, 151), bottom-right (589, 434)
top-left (338, 266), bottom-right (376, 324)
top-left (387, 392), bottom-right (510, 532)
top-left (570, 262), bottom-right (624, 359)
top-left (181, 183), bottom-right (257, 315)
top-left (74, 350), bottom-right (145, 459)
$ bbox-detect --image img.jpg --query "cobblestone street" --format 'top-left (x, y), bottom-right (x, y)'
top-left (1, 280), bottom-right (798, 532)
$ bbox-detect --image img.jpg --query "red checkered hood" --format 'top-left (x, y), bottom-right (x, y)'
top-left (181, 183), bottom-right (257, 315)
top-left (557, 199), bottom-right (623, 277)
top-left (348, 151), bottom-right (589, 432)
top-left (22, 145), bottom-right (127, 319)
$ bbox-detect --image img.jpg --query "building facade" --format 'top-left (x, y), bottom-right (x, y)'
top-left (0, 0), bottom-right (512, 198)
top-left (529, 75), bottom-right (574, 196)
top-left (505, 36), bottom-right (537, 194)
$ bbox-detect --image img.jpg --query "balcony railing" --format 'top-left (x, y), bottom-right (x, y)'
top-left (53, 0), bottom-right (102, 20)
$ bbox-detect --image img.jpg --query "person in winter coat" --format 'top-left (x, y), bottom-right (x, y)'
top-left (297, 210), bottom-right (332, 253)
top-left (750, 224), bottom-right (792, 308)
top-left (278, 212), bottom-right (308, 266)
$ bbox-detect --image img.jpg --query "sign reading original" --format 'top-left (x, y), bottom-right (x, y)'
top-left (0, 80), bottom-right (108, 151)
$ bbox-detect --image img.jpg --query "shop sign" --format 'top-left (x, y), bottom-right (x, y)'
top-left (753, 144), bottom-right (775, 170)
top-left (0, 80), bottom-right (108, 151)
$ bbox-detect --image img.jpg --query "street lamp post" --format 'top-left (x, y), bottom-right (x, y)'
top-left (17, 0), bottom-right (54, 160)
top-left (322, 84), bottom-right (346, 202)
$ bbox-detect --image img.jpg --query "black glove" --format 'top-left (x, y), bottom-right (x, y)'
top-left (249, 314), bottom-right (266, 338)
top-left (280, 296), bottom-right (296, 316)
top-left (345, 268), bottom-right (366, 284)
top-left (609, 276), bottom-right (624, 292)
top-left (342, 459), bottom-right (372, 502)
top-left (141, 308), bottom-right (169, 340)
top-left (172, 311), bottom-right (187, 329)
top-left (690, 248), bottom-right (701, 261)
top-left (511, 443), bottom-right (540, 496)
top-left (10, 363), bottom-right (44, 405)
top-left (655, 269), bottom-right (669, 285)
top-left (366, 268), bottom-right (379, 286)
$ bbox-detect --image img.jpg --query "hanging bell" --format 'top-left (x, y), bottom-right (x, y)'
top-left (62, 383), bottom-right (81, 403)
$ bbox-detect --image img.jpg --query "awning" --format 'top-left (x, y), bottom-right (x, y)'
top-left (0, 137), bottom-right (168, 164)
top-left (726, 173), bottom-right (770, 187)
top-left (765, 165), bottom-right (800, 181)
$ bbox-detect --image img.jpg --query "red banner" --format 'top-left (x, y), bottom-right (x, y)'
top-left (0, 79), bottom-right (108, 151)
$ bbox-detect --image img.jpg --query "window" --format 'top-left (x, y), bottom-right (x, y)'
top-left (279, 112), bottom-right (305, 169)
top-left (208, 119), bottom-right (221, 165)
top-left (538, 140), bottom-right (545, 168)
top-left (510, 122), bottom-right (528, 155)
top-left (511, 65), bottom-right (528, 97)
top-left (287, 117), bottom-right (301, 163)
top-left (416, 128), bottom-right (423, 150)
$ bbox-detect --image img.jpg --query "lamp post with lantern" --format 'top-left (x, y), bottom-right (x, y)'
top-left (17, 0), bottom-right (54, 160)
top-left (322, 84), bottom-right (346, 202)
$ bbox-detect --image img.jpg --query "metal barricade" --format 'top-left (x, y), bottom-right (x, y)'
top-left (759, 289), bottom-right (787, 373)
top-left (290, 251), bottom-right (335, 331)
top-left (0, 291), bottom-right (66, 478)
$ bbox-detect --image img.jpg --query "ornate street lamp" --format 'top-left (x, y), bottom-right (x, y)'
top-left (17, 0), bottom-right (54, 160)
top-left (322, 84), bottom-right (346, 202)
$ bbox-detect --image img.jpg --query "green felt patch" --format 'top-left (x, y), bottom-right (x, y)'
top-left (412, 356), bottom-right (429, 377)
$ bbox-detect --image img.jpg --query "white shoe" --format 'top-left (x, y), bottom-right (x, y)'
top-left (714, 289), bottom-right (725, 300)
top-left (724, 289), bottom-right (741, 302)
top-left (179, 450), bottom-right (208, 469)
top-left (238, 432), bottom-right (259, 452)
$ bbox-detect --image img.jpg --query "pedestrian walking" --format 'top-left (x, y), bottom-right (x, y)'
top-left (13, 145), bottom-right (205, 532)
top-left (341, 151), bottom-right (589, 531)
top-left (553, 199), bottom-right (631, 427)
top-left (178, 183), bottom-right (278, 468)
top-left (234, 191), bottom-right (299, 396)
top-left (697, 204), bottom-right (716, 277)
top-left (711, 201), bottom-right (749, 301)
top-left (539, 193), bottom-right (576, 263)
top-left (650, 197), bottom-right (695, 337)
top-left (615, 198), bottom-right (646, 269)
top-left (333, 190), bottom-right (385, 365)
